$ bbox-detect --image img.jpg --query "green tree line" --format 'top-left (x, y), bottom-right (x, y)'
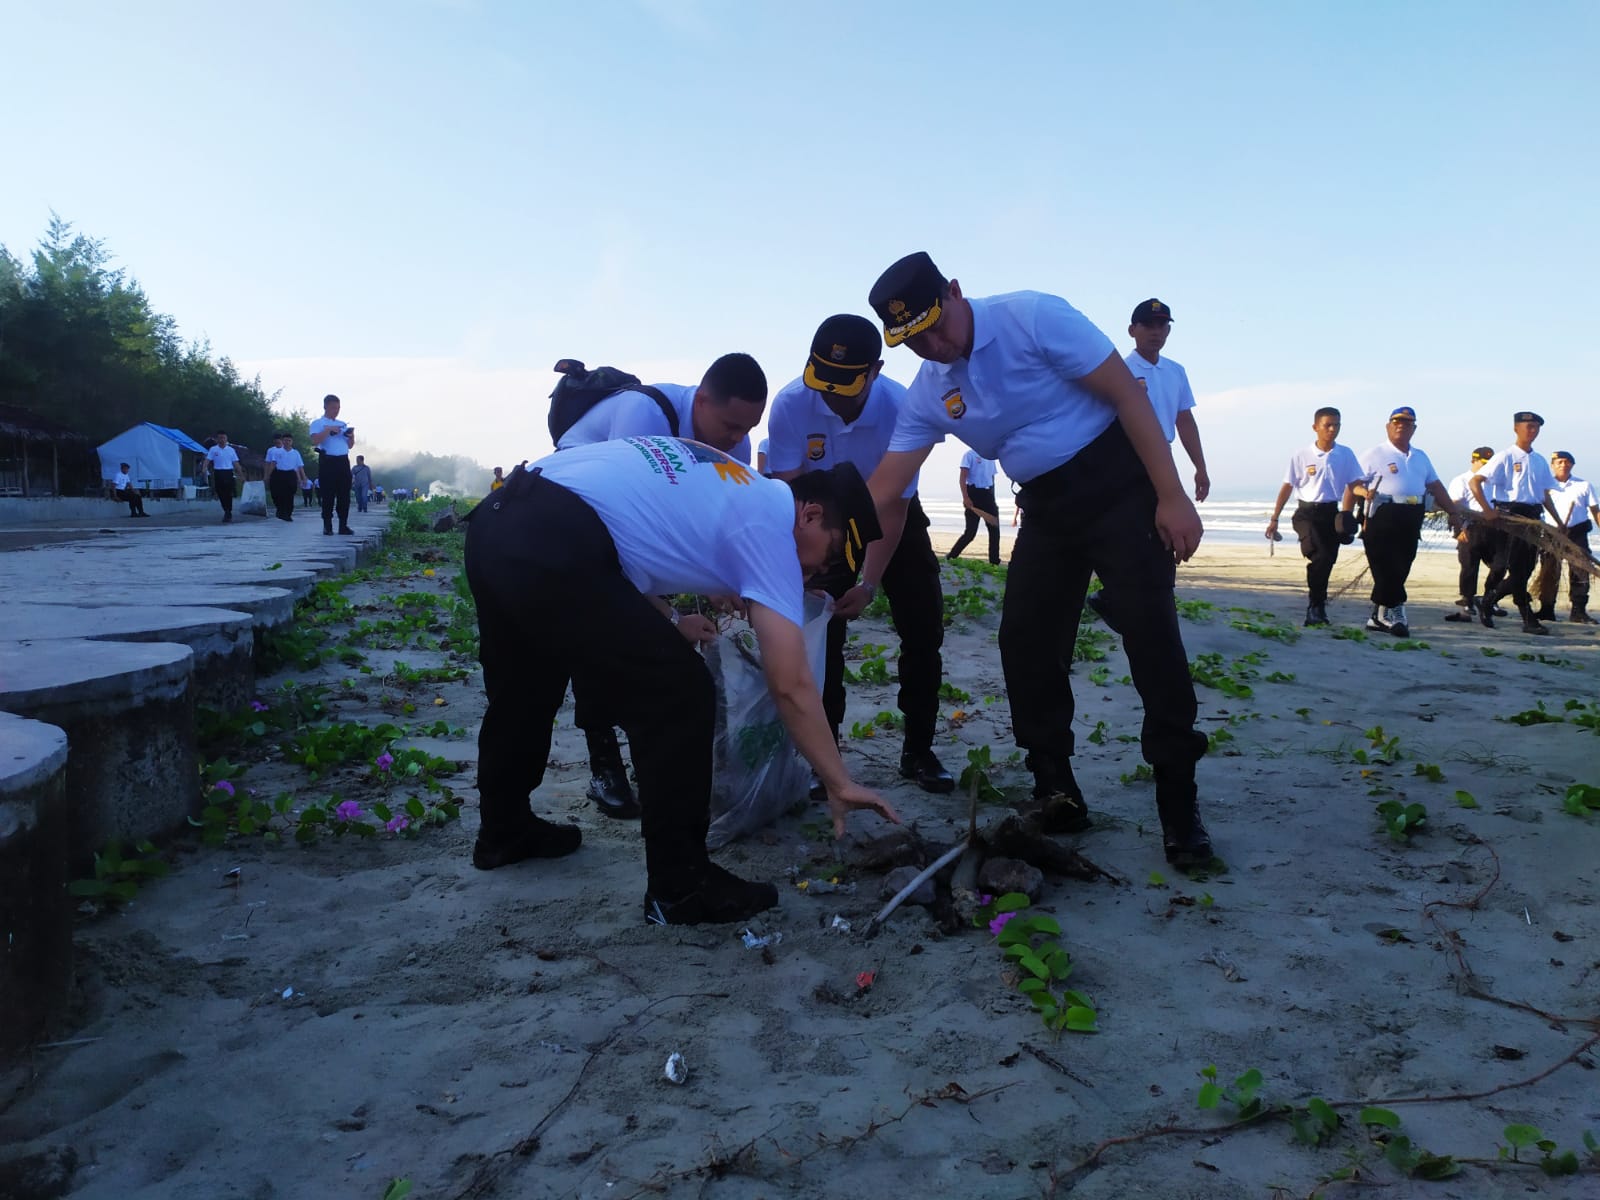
top-left (0, 214), bottom-right (310, 452)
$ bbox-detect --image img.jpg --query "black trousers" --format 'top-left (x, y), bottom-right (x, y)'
top-left (1455, 520), bottom-right (1495, 600)
top-left (268, 472), bottom-right (298, 520)
top-left (464, 469), bottom-right (714, 889)
top-left (949, 485), bottom-right (1001, 564)
top-left (1487, 502), bottom-right (1542, 608)
top-left (1290, 501), bottom-right (1340, 605)
top-left (1536, 520), bottom-right (1593, 612)
top-left (320, 455), bottom-right (352, 528)
top-left (211, 470), bottom-right (234, 516)
top-left (1000, 422), bottom-right (1205, 770)
top-left (116, 487), bottom-right (145, 516)
top-left (816, 495), bottom-right (944, 751)
top-left (1361, 502), bottom-right (1425, 607)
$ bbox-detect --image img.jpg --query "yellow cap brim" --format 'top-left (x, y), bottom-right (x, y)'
top-left (803, 361), bottom-right (868, 398)
top-left (883, 298), bottom-right (941, 347)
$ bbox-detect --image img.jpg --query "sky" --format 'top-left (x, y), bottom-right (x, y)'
top-left (3, 0), bottom-right (1597, 505)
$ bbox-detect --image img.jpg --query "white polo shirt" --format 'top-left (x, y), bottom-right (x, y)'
top-left (1123, 352), bottom-right (1195, 444)
top-left (205, 444), bottom-right (240, 471)
top-left (309, 418), bottom-right (352, 457)
top-left (1447, 468), bottom-right (1493, 512)
top-left (278, 448), bottom-right (305, 472)
top-left (1357, 440), bottom-right (1439, 502)
top-left (534, 437), bottom-right (804, 626)
top-left (960, 449), bottom-right (997, 489)
top-left (1547, 476), bottom-right (1598, 527)
top-left (888, 292), bottom-right (1118, 484)
top-left (1284, 442), bottom-right (1363, 503)
top-left (556, 383), bottom-right (752, 465)
top-left (113, 471), bottom-right (132, 490)
top-left (766, 375), bottom-right (917, 499)
top-left (1476, 445), bottom-right (1556, 506)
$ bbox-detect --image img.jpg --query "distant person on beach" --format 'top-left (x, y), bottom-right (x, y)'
top-left (264, 431), bottom-right (308, 522)
top-left (309, 393), bottom-right (356, 536)
top-left (352, 455), bottom-right (374, 513)
top-left (862, 251), bottom-right (1213, 867)
top-left (1124, 298), bottom-right (1209, 502)
top-left (490, 466), bottom-right (505, 491)
top-left (767, 313), bottom-right (955, 797)
top-left (110, 462), bottom-right (147, 517)
top-left (1533, 450), bottom-right (1598, 624)
top-left (1469, 412), bottom-right (1561, 634)
top-left (463, 438), bottom-right (898, 925)
top-left (1443, 446), bottom-right (1498, 622)
top-left (302, 475), bottom-right (315, 507)
top-left (1344, 406), bottom-right (1463, 638)
top-left (948, 449), bottom-right (1001, 565)
top-left (756, 437), bottom-right (770, 475)
top-left (202, 430), bottom-right (239, 523)
top-left (554, 353), bottom-right (769, 823)
top-left (1264, 407), bottom-right (1363, 626)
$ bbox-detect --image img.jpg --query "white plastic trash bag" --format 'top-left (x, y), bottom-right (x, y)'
top-left (705, 593), bottom-right (831, 847)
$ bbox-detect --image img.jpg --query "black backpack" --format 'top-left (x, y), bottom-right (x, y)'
top-left (547, 359), bottom-right (678, 443)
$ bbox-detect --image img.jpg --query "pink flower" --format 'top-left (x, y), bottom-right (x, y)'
top-left (988, 911), bottom-right (1019, 936)
top-left (334, 800), bottom-right (362, 822)
top-left (212, 780), bottom-right (236, 796)
top-left (375, 752), bottom-right (394, 772)
top-left (250, 700), bottom-right (269, 712)
top-left (386, 814), bottom-right (410, 833)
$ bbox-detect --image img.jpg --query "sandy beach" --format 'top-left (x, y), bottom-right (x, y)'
top-left (4, 531), bottom-right (1599, 1200)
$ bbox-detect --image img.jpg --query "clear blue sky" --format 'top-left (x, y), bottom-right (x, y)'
top-left (4, 0), bottom-right (1596, 503)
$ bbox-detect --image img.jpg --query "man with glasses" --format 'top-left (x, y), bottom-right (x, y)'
top-left (859, 251), bottom-right (1213, 867)
top-left (1469, 412), bottom-right (1563, 635)
top-left (1344, 407), bottom-right (1463, 638)
top-left (1533, 450), bottom-right (1599, 625)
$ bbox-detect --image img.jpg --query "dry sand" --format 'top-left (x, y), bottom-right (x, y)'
top-left (4, 537), bottom-right (1599, 1200)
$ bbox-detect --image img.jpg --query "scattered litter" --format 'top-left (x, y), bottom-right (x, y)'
top-left (220, 867), bottom-right (241, 888)
top-left (539, 1040), bottom-right (577, 1055)
top-left (281, 987), bottom-right (296, 1000)
top-left (221, 933), bottom-right (250, 942)
top-left (855, 970), bottom-right (876, 991)
top-left (1199, 950), bottom-right (1244, 982)
top-left (1524, 907), bottom-right (1532, 926)
top-left (663, 1052), bottom-right (688, 1085)
top-left (740, 928), bottom-right (782, 949)
top-left (797, 878), bottom-right (856, 895)
top-left (828, 915), bottom-right (852, 934)
top-left (36, 1036), bottom-right (102, 1050)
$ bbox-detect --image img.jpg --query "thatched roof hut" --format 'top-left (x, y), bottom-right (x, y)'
top-left (0, 403), bottom-right (98, 497)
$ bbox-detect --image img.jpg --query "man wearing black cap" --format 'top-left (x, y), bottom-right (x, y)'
top-left (1346, 407), bottom-right (1463, 638)
top-left (1533, 450), bottom-right (1598, 624)
top-left (464, 436), bottom-right (898, 925)
top-left (862, 251), bottom-right (1213, 867)
top-left (1443, 447), bottom-right (1500, 622)
top-left (555, 353), bottom-right (769, 820)
top-left (1125, 299), bottom-right (1209, 502)
top-left (1469, 413), bottom-right (1562, 634)
top-left (767, 314), bottom-right (954, 796)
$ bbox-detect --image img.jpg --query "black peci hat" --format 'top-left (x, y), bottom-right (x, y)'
top-left (1513, 411), bottom-right (1544, 425)
top-left (869, 252), bottom-right (949, 347)
top-left (1131, 298), bottom-right (1173, 325)
top-left (804, 314), bottom-right (881, 399)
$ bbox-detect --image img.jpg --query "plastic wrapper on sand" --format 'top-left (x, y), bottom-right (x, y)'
top-left (704, 593), bottom-right (830, 848)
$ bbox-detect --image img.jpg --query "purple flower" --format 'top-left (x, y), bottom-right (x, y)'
top-left (989, 911), bottom-right (1019, 937)
top-left (334, 800), bottom-right (362, 822)
top-left (212, 780), bottom-right (236, 796)
top-left (375, 752), bottom-right (394, 772)
top-left (385, 814), bottom-right (410, 833)
top-left (978, 893), bottom-right (994, 906)
top-left (250, 700), bottom-right (269, 712)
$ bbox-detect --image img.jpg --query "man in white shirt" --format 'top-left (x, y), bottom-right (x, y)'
top-left (1442, 447), bottom-right (1497, 622)
top-left (863, 251), bottom-right (1212, 867)
top-left (110, 462), bottom-right (147, 517)
top-left (948, 450), bottom-right (1001, 565)
top-left (264, 431), bottom-right (308, 522)
top-left (463, 440), bottom-right (898, 925)
top-left (768, 314), bottom-right (953, 795)
top-left (309, 394), bottom-right (356, 536)
top-left (553, 352), bottom-right (769, 820)
top-left (1264, 408), bottom-right (1364, 626)
top-left (1533, 450), bottom-right (1599, 624)
top-left (1344, 407), bottom-right (1462, 637)
top-left (202, 430), bottom-right (240, 523)
top-left (1124, 298), bottom-right (1209, 502)
top-left (1469, 411), bottom-right (1563, 634)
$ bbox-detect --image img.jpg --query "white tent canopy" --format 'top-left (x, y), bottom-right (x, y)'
top-left (96, 423), bottom-right (208, 491)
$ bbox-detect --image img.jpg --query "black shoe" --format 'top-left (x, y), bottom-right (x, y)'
top-left (1444, 597), bottom-right (1476, 623)
top-left (586, 765), bottom-right (641, 819)
top-left (644, 862), bottom-right (778, 926)
top-left (1520, 609), bottom-right (1550, 636)
top-left (323, 525), bottom-right (334, 535)
top-left (222, 514), bottom-right (232, 523)
top-left (1304, 603), bottom-right (1330, 627)
top-left (339, 526), bottom-right (355, 535)
top-left (1535, 608), bottom-right (1558, 623)
top-left (472, 816), bottom-right (582, 870)
top-left (899, 748), bottom-right (955, 794)
top-left (1571, 609), bottom-right (1597, 625)
top-left (1477, 600), bottom-right (1496, 629)
top-left (1029, 755), bottom-right (1091, 832)
top-left (808, 772), bottom-right (827, 805)
top-left (1086, 591), bottom-right (1122, 634)
top-left (1155, 765), bottom-right (1214, 867)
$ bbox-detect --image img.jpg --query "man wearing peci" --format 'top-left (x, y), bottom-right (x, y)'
top-left (1469, 412), bottom-right (1562, 634)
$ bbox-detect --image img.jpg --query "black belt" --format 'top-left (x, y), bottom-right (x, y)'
top-left (1296, 500), bottom-right (1337, 510)
top-left (1495, 501), bottom-right (1541, 516)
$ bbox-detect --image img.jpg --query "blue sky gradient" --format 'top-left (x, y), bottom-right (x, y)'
top-left (4, 0), bottom-right (1595, 502)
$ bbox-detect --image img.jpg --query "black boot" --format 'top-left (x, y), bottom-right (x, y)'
top-left (472, 814), bottom-right (582, 870)
top-left (1028, 753), bottom-right (1091, 833)
top-left (1477, 594), bottom-right (1496, 629)
top-left (1571, 607), bottom-right (1597, 625)
top-left (1535, 605), bottom-right (1558, 623)
top-left (1155, 763), bottom-right (1214, 867)
top-left (1518, 603), bottom-right (1550, 636)
top-left (900, 746), bottom-right (955, 793)
top-left (1304, 603), bottom-right (1329, 627)
top-left (585, 728), bottom-right (642, 819)
top-left (643, 861), bottom-right (778, 926)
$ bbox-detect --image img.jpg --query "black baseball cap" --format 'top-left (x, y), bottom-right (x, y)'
top-left (804, 315), bottom-right (881, 399)
top-left (793, 462), bottom-right (883, 574)
top-left (1513, 410), bottom-right (1544, 425)
top-left (1131, 298), bottom-right (1173, 325)
top-left (869, 252), bottom-right (948, 347)
top-left (1552, 450), bottom-right (1575, 463)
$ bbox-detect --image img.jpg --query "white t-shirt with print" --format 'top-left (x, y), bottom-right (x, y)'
top-left (113, 471), bottom-right (132, 490)
top-left (1124, 352), bottom-right (1195, 444)
top-left (1357, 440), bottom-right (1439, 501)
top-left (888, 291), bottom-right (1118, 484)
top-left (1547, 476), bottom-right (1598, 527)
top-left (206, 445), bottom-right (240, 471)
top-left (556, 383), bottom-right (752, 465)
top-left (535, 437), bottom-right (804, 626)
top-left (766, 375), bottom-right (917, 499)
top-left (1284, 442), bottom-right (1363, 503)
top-left (1447, 468), bottom-right (1493, 512)
top-left (309, 417), bottom-right (352, 457)
top-left (1475, 445), bottom-right (1556, 506)
top-left (960, 449), bottom-right (997, 489)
